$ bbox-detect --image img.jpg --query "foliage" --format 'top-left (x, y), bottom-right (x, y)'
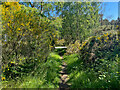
top-left (66, 40), bottom-right (81, 54)
top-left (57, 2), bottom-right (100, 44)
top-left (54, 48), bottom-right (67, 56)
top-left (79, 32), bottom-right (120, 66)
top-left (55, 39), bottom-right (65, 46)
top-left (64, 54), bottom-right (120, 88)
top-left (2, 2), bottom-right (59, 80)
top-left (63, 30), bottom-right (120, 88)
top-left (1, 2), bottom-right (119, 89)
top-left (2, 52), bottom-right (61, 88)
top-left (66, 31), bottom-right (119, 65)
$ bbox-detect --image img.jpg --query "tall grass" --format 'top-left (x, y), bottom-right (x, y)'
top-left (2, 52), bottom-right (62, 88)
top-left (64, 54), bottom-right (120, 88)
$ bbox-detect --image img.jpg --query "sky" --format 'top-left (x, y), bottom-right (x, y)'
top-left (101, 2), bottom-right (118, 21)
top-left (19, 1), bottom-right (119, 21)
top-left (46, 2), bottom-right (119, 21)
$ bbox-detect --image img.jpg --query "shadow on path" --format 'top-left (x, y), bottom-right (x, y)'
top-left (59, 57), bottom-right (71, 90)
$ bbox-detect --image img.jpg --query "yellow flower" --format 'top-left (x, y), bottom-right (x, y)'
top-left (79, 47), bottom-right (82, 50)
top-left (26, 22), bottom-right (29, 26)
top-left (104, 34), bottom-right (107, 37)
top-left (3, 25), bottom-right (5, 28)
top-left (7, 23), bottom-right (10, 26)
top-left (116, 39), bottom-right (119, 41)
top-left (23, 34), bottom-right (25, 36)
top-left (21, 23), bottom-right (24, 26)
top-left (30, 29), bottom-right (33, 31)
top-left (2, 77), bottom-right (5, 81)
top-left (11, 61), bottom-right (15, 63)
top-left (5, 7), bottom-right (9, 11)
top-left (104, 40), bottom-right (107, 42)
top-left (18, 6), bottom-right (21, 9)
top-left (17, 28), bottom-right (21, 30)
top-left (11, 16), bottom-right (14, 19)
top-left (106, 37), bottom-right (109, 40)
top-left (97, 37), bottom-right (100, 40)
top-left (5, 2), bottom-right (10, 5)
top-left (8, 68), bottom-right (9, 70)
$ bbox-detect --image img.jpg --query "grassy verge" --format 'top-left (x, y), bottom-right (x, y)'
top-left (2, 52), bottom-right (62, 88)
top-left (63, 54), bottom-right (120, 88)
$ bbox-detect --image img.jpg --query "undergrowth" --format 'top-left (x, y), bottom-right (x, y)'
top-left (2, 52), bottom-right (62, 88)
top-left (64, 54), bottom-right (120, 88)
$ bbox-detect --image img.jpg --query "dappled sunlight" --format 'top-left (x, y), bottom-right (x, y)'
top-left (1, 1), bottom-right (119, 89)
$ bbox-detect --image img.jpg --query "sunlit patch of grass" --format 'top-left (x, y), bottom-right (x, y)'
top-left (49, 52), bottom-right (61, 59)
top-left (63, 54), bottom-right (82, 73)
top-left (64, 54), bottom-right (78, 64)
top-left (19, 76), bottom-right (44, 88)
top-left (2, 75), bottom-right (48, 88)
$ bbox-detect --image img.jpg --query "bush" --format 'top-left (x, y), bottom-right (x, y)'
top-left (2, 2), bottom-right (59, 80)
top-left (66, 40), bottom-right (81, 54)
top-left (79, 33), bottom-right (119, 66)
top-left (55, 39), bottom-right (65, 46)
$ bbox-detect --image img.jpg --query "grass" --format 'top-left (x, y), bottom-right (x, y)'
top-left (1, 45), bottom-right (120, 88)
top-left (49, 52), bottom-right (62, 60)
top-left (2, 52), bottom-right (62, 88)
top-left (63, 53), bottom-right (120, 88)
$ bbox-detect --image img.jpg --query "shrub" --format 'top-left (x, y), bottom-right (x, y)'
top-left (66, 40), bottom-right (81, 54)
top-left (2, 2), bottom-right (59, 80)
top-left (79, 33), bottom-right (119, 66)
top-left (55, 39), bottom-right (65, 46)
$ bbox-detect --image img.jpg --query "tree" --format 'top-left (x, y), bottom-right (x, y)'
top-left (54, 2), bottom-right (101, 44)
top-left (111, 20), bottom-right (115, 25)
top-left (19, 2), bottom-right (101, 44)
top-left (99, 14), bottom-right (103, 25)
top-left (102, 19), bottom-right (109, 25)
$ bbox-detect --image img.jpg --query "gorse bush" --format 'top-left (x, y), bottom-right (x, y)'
top-left (67, 31), bottom-right (119, 66)
top-left (66, 40), bottom-right (81, 54)
top-left (2, 2), bottom-right (59, 80)
top-left (64, 29), bottom-right (120, 88)
top-left (79, 33), bottom-right (120, 66)
top-left (55, 39), bottom-right (65, 46)
top-left (64, 30), bottom-right (120, 88)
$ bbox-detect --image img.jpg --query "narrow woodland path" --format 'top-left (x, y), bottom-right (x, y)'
top-left (59, 56), bottom-right (71, 89)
